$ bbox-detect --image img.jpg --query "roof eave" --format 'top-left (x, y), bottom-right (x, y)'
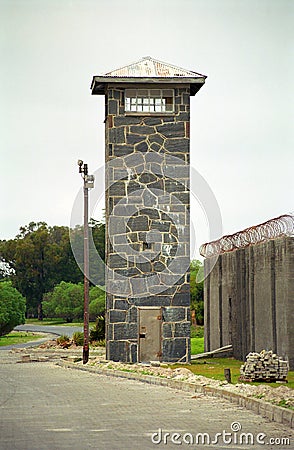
top-left (90, 76), bottom-right (206, 96)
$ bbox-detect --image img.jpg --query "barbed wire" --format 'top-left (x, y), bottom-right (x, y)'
top-left (200, 214), bottom-right (294, 258)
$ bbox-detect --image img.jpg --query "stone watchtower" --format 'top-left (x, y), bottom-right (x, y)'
top-left (91, 57), bottom-right (206, 363)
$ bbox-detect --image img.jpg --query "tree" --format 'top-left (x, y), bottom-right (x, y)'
top-left (69, 220), bottom-right (105, 287)
top-left (42, 282), bottom-right (105, 322)
top-left (90, 219), bottom-right (105, 262)
top-left (42, 282), bottom-right (84, 322)
top-left (0, 223), bottom-right (52, 317)
top-left (0, 223), bottom-right (76, 317)
top-left (0, 281), bottom-right (26, 336)
top-left (190, 260), bottom-right (204, 325)
top-left (89, 285), bottom-right (105, 320)
top-left (0, 221), bottom-right (106, 318)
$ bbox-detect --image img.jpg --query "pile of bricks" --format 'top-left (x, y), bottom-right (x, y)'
top-left (240, 350), bottom-right (289, 382)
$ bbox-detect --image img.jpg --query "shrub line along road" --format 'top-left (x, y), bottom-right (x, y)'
top-left (0, 324), bottom-right (83, 350)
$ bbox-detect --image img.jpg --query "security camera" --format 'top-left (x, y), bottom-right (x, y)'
top-left (77, 159), bottom-right (83, 167)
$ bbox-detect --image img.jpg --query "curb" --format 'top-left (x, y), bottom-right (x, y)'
top-left (57, 360), bottom-right (293, 429)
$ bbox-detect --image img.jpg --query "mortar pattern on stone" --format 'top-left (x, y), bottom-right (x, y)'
top-left (104, 86), bottom-right (191, 363)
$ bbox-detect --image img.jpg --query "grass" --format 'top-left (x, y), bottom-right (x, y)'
top-left (171, 358), bottom-right (294, 389)
top-left (26, 318), bottom-right (65, 326)
top-left (186, 358), bottom-right (244, 383)
top-left (191, 337), bottom-right (204, 355)
top-left (191, 326), bottom-right (204, 355)
top-left (25, 318), bottom-right (95, 327)
top-left (0, 332), bottom-right (45, 347)
top-left (189, 326), bottom-right (293, 388)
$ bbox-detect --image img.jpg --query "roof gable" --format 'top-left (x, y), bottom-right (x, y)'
top-left (104, 56), bottom-right (206, 79)
top-left (91, 56), bottom-right (207, 96)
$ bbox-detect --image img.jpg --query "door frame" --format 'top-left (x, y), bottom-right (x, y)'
top-left (138, 306), bottom-right (162, 363)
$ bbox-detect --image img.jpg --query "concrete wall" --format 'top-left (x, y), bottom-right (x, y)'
top-left (204, 236), bottom-right (294, 369)
top-left (105, 85), bottom-right (191, 363)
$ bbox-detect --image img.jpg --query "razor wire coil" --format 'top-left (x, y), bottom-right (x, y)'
top-left (200, 214), bottom-right (294, 258)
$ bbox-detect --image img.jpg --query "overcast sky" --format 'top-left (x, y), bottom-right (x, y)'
top-left (1, 0), bottom-right (293, 258)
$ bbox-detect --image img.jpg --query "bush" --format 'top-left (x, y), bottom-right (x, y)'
top-left (190, 325), bottom-right (204, 339)
top-left (89, 314), bottom-right (105, 342)
top-left (190, 260), bottom-right (204, 325)
top-left (42, 281), bottom-right (84, 322)
top-left (56, 334), bottom-right (70, 347)
top-left (43, 282), bottom-right (106, 322)
top-left (72, 331), bottom-right (84, 346)
top-left (89, 286), bottom-right (105, 321)
top-left (91, 339), bottom-right (106, 347)
top-left (0, 281), bottom-right (26, 336)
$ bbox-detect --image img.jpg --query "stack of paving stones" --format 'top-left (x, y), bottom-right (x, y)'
top-left (105, 86), bottom-right (191, 363)
top-left (240, 350), bottom-right (289, 382)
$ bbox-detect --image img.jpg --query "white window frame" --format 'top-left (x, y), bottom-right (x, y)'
top-left (125, 89), bottom-right (174, 114)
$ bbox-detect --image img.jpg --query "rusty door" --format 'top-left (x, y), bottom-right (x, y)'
top-left (138, 307), bottom-right (162, 362)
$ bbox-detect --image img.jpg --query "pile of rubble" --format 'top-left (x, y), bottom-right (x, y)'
top-left (240, 350), bottom-right (289, 382)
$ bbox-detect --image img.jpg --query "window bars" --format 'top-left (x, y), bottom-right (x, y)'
top-left (125, 89), bottom-right (174, 113)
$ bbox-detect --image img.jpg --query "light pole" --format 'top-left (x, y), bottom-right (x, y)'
top-left (78, 160), bottom-right (95, 364)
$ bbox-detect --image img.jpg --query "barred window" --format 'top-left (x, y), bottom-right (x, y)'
top-left (125, 89), bottom-right (174, 113)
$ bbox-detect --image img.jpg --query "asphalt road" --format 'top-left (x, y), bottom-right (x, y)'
top-left (14, 324), bottom-right (83, 338)
top-left (0, 353), bottom-right (292, 450)
top-left (0, 325), bottom-right (84, 351)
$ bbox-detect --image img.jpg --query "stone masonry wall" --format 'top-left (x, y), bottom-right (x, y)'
top-left (204, 236), bottom-right (294, 369)
top-left (105, 84), bottom-right (191, 363)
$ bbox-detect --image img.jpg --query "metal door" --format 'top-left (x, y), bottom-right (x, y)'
top-left (138, 307), bottom-right (162, 362)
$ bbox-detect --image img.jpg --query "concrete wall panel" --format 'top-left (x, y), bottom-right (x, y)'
top-left (204, 236), bottom-right (293, 368)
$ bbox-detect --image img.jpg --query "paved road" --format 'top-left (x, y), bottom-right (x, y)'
top-left (14, 324), bottom-right (83, 338)
top-left (0, 325), bottom-right (84, 351)
top-left (0, 353), bottom-right (292, 450)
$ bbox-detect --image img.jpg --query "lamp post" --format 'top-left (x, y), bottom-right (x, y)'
top-left (78, 160), bottom-right (95, 364)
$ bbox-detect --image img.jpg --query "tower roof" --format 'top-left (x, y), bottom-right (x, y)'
top-left (104, 56), bottom-right (206, 78)
top-left (91, 56), bottom-right (206, 96)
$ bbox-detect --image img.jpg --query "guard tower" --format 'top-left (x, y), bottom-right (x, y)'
top-left (91, 57), bottom-right (206, 363)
